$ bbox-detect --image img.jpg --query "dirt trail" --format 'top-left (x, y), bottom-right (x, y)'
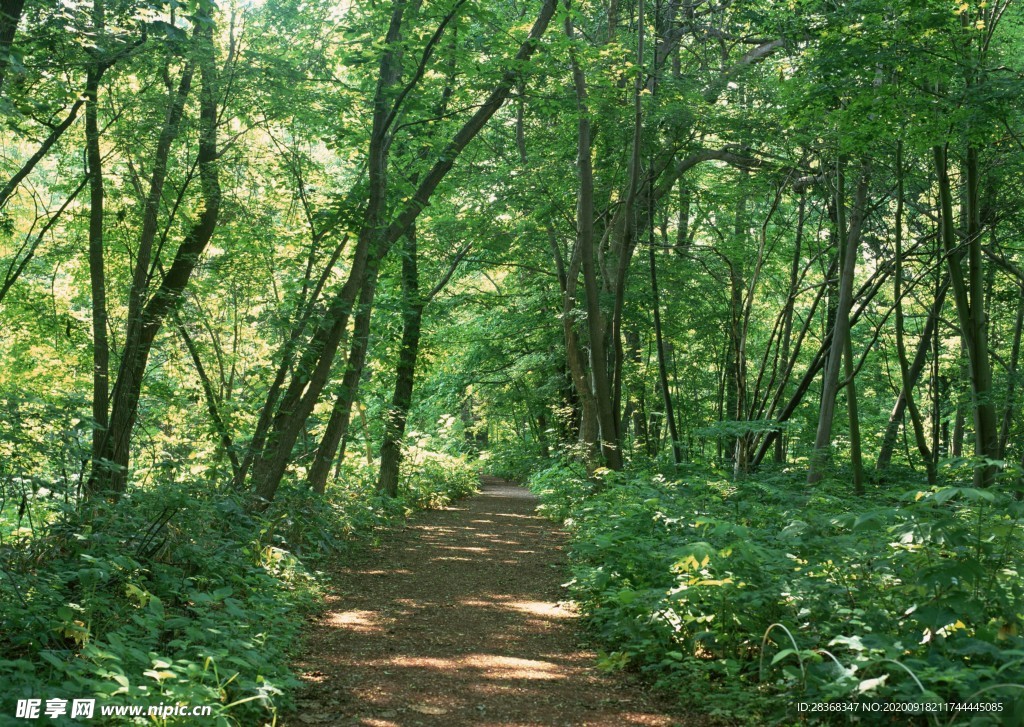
top-left (288, 477), bottom-right (700, 727)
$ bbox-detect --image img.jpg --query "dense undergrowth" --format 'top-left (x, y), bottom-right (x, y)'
top-left (526, 458), bottom-right (1024, 725)
top-left (0, 452), bottom-right (478, 725)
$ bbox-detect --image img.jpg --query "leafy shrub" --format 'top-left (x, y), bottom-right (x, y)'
top-left (0, 484), bottom-right (308, 725)
top-left (0, 452), bottom-right (480, 725)
top-left (400, 449), bottom-right (479, 510)
top-left (529, 462), bottom-right (1024, 724)
top-left (483, 443), bottom-right (549, 482)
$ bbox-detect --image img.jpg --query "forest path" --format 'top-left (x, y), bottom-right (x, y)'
top-left (287, 477), bottom-right (702, 727)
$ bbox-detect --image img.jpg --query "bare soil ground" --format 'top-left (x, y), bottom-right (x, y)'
top-left (287, 477), bottom-right (708, 727)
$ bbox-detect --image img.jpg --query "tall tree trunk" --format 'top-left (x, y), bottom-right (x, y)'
top-left (85, 46), bottom-right (109, 479)
top-left (622, 329), bottom-right (647, 452)
top-left (887, 143), bottom-right (936, 484)
top-left (934, 144), bottom-right (998, 486)
top-left (676, 183), bottom-right (691, 253)
top-left (650, 243), bottom-right (681, 465)
top-left (88, 21), bottom-right (220, 497)
top-left (307, 263), bottom-right (381, 494)
top-left (808, 161), bottom-right (869, 485)
top-left (774, 192), bottom-right (805, 463)
top-left (91, 55), bottom-right (197, 494)
top-left (607, 0), bottom-right (646, 435)
top-left (724, 259), bottom-right (741, 465)
top-left (999, 282), bottom-right (1024, 458)
top-left (734, 181), bottom-right (779, 477)
top-left (727, 177), bottom-right (750, 472)
top-left (566, 10), bottom-right (622, 471)
top-left (377, 226), bottom-right (424, 498)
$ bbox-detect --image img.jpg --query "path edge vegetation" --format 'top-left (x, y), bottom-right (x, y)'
top-left (513, 452), bottom-right (1024, 725)
top-left (1, 456), bottom-right (479, 725)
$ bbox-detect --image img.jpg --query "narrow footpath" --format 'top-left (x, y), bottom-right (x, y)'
top-left (288, 477), bottom-right (702, 726)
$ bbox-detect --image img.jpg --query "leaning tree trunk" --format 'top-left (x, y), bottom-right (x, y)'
top-left (88, 21), bottom-right (220, 497)
top-left (876, 281), bottom-right (947, 471)
top-left (377, 226), bottom-right (424, 498)
top-left (808, 161), bottom-right (869, 485)
top-left (306, 262), bottom-right (381, 494)
top-left (248, 0), bottom-right (557, 507)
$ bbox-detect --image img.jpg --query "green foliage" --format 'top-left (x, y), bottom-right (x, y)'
top-left (482, 443), bottom-right (552, 483)
top-left (399, 449), bottom-right (480, 511)
top-left (0, 455), bottom-right (478, 725)
top-left (529, 463), bottom-right (1024, 723)
top-left (1, 485), bottom-right (305, 725)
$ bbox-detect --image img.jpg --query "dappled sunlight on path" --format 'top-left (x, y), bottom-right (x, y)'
top-left (288, 477), bottom-right (700, 726)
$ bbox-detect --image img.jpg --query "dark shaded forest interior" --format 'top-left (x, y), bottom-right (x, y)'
top-left (1, 0), bottom-right (1024, 723)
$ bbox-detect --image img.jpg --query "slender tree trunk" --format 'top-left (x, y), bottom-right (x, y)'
top-left (965, 145), bottom-right (999, 482)
top-left (734, 182), bottom-right (779, 477)
top-left (887, 143), bottom-right (936, 484)
top-left (85, 55), bottom-right (109, 478)
top-left (727, 177), bottom-right (751, 472)
top-left (620, 328), bottom-right (641, 448)
top-left (173, 311), bottom-right (240, 477)
top-left (998, 282), bottom-right (1023, 458)
top-left (808, 161), bottom-right (869, 485)
top-left (774, 192), bottom-right (805, 463)
top-left (607, 0), bottom-right (646, 435)
top-left (724, 259), bottom-right (741, 465)
top-left (953, 401), bottom-right (965, 456)
top-left (843, 334), bottom-right (865, 494)
top-left (566, 11), bottom-right (621, 471)
top-left (378, 227), bottom-right (424, 497)
top-left (91, 56), bottom-right (196, 494)
top-left (88, 22), bottom-right (220, 497)
top-left (537, 409), bottom-right (550, 458)
top-left (307, 263), bottom-right (381, 494)
top-left (934, 144), bottom-right (998, 486)
top-left (676, 183), bottom-right (691, 253)
top-left (650, 243), bottom-right (681, 465)
top-left (548, 226), bottom-right (599, 462)
top-left (876, 282), bottom-right (946, 471)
